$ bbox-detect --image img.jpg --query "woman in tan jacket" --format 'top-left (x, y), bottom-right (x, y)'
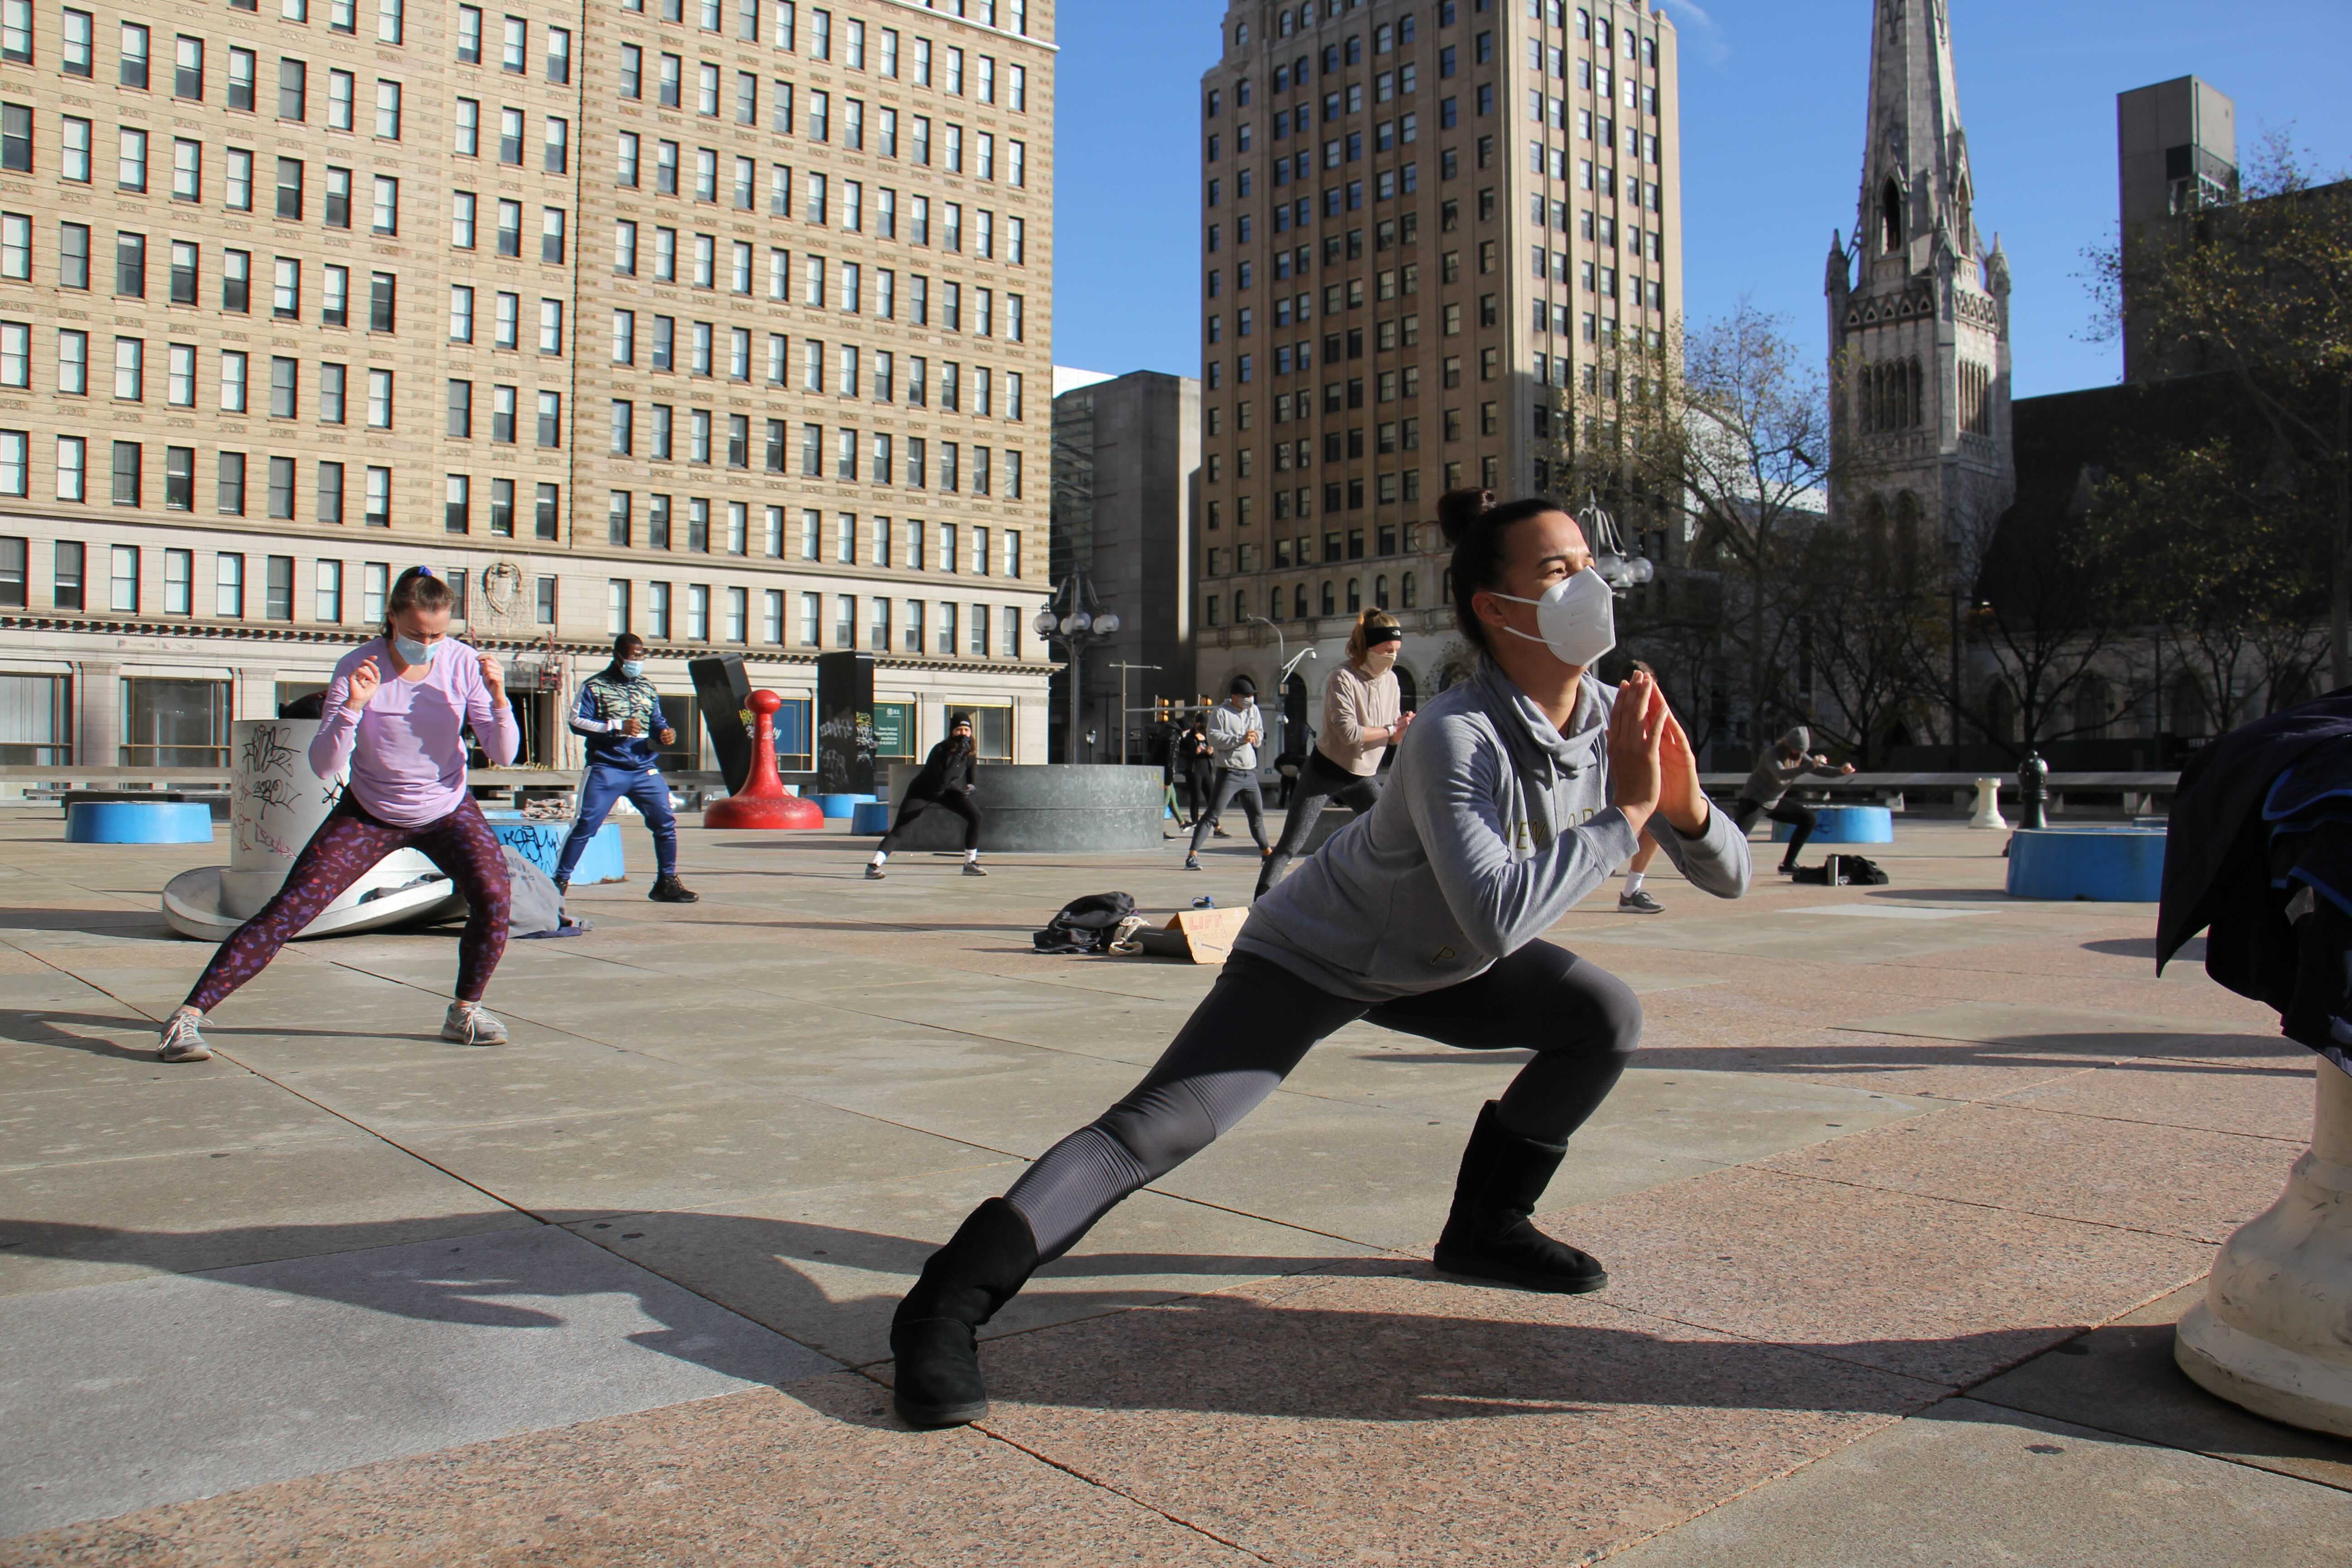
top-left (1255, 610), bottom-right (1414, 898)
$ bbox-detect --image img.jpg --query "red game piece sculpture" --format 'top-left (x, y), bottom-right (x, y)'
top-left (704, 690), bottom-right (825, 830)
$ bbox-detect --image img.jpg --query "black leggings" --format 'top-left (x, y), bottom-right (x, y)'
top-left (880, 790), bottom-right (981, 852)
top-left (1003, 943), bottom-right (1641, 1261)
top-left (1188, 767), bottom-right (1268, 854)
top-left (1258, 750), bottom-right (1384, 896)
top-left (1732, 796), bottom-right (1816, 867)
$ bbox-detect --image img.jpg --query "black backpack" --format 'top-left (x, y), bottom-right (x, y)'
top-left (1791, 855), bottom-right (1891, 887)
top-left (1032, 892), bottom-right (1137, 954)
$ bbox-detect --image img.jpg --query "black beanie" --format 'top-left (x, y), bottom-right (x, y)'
top-left (949, 711), bottom-right (975, 730)
top-left (1229, 674), bottom-right (1257, 697)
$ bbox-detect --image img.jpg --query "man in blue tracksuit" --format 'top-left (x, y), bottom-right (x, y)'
top-left (555, 633), bottom-right (699, 903)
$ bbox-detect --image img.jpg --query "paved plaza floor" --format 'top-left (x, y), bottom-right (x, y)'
top-left (1, 807), bottom-right (2349, 1563)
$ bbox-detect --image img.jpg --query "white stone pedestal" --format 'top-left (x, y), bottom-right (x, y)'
top-left (2176, 1058), bottom-right (2352, 1437)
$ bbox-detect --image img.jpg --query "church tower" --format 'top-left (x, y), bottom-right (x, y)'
top-left (1826, 0), bottom-right (2015, 562)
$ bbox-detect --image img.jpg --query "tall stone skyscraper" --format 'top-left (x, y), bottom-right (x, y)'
top-left (1826, 0), bottom-right (2014, 556)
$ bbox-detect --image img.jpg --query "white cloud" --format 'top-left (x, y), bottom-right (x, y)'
top-left (1657, 0), bottom-right (1730, 65)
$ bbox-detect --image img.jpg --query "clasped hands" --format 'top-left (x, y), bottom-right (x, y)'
top-left (1605, 669), bottom-right (1709, 839)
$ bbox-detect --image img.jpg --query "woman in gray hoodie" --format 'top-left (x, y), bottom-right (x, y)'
top-left (1732, 726), bottom-right (1855, 875)
top-left (885, 490), bottom-right (1752, 1428)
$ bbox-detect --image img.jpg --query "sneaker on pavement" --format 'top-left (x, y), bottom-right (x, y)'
top-left (441, 1003), bottom-right (509, 1046)
top-left (865, 864), bottom-right (888, 880)
top-left (648, 873), bottom-right (700, 903)
top-left (962, 862), bottom-right (989, 877)
top-left (1184, 855), bottom-right (1203, 871)
top-left (552, 877), bottom-right (569, 897)
top-left (157, 1010), bottom-right (212, 1063)
top-left (1617, 890), bottom-right (1666, 915)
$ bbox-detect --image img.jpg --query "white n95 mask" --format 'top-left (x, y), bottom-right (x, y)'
top-left (1489, 568), bottom-right (1617, 668)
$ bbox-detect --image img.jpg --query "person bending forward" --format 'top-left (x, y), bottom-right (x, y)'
top-left (887, 490), bottom-right (1751, 1427)
top-left (157, 568), bottom-right (520, 1062)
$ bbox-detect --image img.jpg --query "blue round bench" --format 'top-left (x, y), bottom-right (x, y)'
top-left (812, 792), bottom-right (878, 820)
top-left (852, 801), bottom-right (893, 834)
top-left (2007, 827), bottom-right (2165, 902)
top-left (1772, 804), bottom-right (1895, 844)
top-left (66, 800), bottom-right (215, 845)
top-left (481, 814), bottom-right (628, 885)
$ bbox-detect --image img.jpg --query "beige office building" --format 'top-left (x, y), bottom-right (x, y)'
top-left (1193, 0), bottom-right (1679, 740)
top-left (0, 0), bottom-right (1057, 779)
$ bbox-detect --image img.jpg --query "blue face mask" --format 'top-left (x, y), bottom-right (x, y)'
top-left (620, 661), bottom-right (646, 679)
top-left (392, 633), bottom-right (436, 666)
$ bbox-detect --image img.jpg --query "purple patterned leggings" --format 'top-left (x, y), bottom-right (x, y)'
top-left (185, 794), bottom-right (511, 1014)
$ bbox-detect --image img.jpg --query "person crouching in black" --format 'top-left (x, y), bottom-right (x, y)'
top-left (867, 714), bottom-right (987, 879)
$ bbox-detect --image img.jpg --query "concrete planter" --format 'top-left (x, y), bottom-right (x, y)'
top-left (880, 764), bottom-right (1164, 853)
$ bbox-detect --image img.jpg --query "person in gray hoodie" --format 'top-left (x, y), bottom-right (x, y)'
top-left (886, 489), bottom-right (1751, 1429)
top-left (1731, 726), bottom-right (1856, 875)
top-left (1183, 674), bottom-right (1272, 870)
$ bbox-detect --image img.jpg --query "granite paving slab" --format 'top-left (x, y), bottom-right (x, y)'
top-left (566, 1160), bottom-right (1390, 1366)
top-left (0, 1137), bottom-right (536, 1296)
top-left (0, 1225), bottom-right (835, 1537)
top-left (960, 1266), bottom-right (1945, 1566)
top-left (0, 1070), bottom-right (357, 1171)
top-left (0, 1375), bottom-right (1263, 1568)
top-left (1580, 1166), bottom-right (2213, 1388)
top-left (1603, 1398), bottom-right (2352, 1568)
top-left (1970, 1283), bottom-right (2352, 1494)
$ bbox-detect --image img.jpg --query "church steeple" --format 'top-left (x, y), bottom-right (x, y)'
top-left (1828, 0), bottom-right (2014, 554)
top-left (1859, 0), bottom-right (1978, 279)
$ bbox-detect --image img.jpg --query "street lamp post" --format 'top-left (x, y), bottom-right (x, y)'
top-left (1245, 616), bottom-right (1318, 768)
top-left (1034, 573), bottom-right (1122, 764)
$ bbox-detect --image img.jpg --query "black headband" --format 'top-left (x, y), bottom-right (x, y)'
top-left (1364, 625), bottom-right (1404, 647)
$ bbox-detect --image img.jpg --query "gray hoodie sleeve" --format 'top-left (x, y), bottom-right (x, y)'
top-left (1645, 796), bottom-right (1754, 899)
top-left (1398, 712), bottom-right (1644, 956)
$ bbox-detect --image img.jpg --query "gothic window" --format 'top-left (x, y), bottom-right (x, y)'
top-left (1863, 495), bottom-right (1890, 586)
top-left (1907, 357), bottom-right (1924, 429)
top-left (1880, 176), bottom-right (1903, 255)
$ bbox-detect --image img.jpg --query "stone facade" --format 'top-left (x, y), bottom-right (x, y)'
top-left (1825, 0), bottom-right (2014, 559)
top-left (0, 0), bottom-right (1059, 775)
top-left (1192, 0), bottom-right (1681, 746)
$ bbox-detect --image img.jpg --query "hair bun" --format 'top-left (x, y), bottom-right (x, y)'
top-left (1435, 488), bottom-right (1491, 547)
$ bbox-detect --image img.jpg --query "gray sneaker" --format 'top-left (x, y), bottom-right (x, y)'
top-left (441, 1003), bottom-right (509, 1046)
top-left (157, 1010), bottom-right (212, 1063)
top-left (1617, 889), bottom-right (1666, 915)
top-left (962, 861), bottom-right (989, 877)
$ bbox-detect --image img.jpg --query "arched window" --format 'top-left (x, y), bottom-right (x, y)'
top-left (1858, 367), bottom-right (1875, 435)
top-left (1269, 583), bottom-right (1285, 621)
top-left (1393, 664), bottom-right (1419, 714)
top-left (1320, 579), bottom-right (1336, 617)
top-left (1908, 358), bottom-right (1925, 428)
top-left (1284, 671), bottom-right (1310, 744)
top-left (1234, 590), bottom-right (1247, 623)
top-left (1401, 571), bottom-right (1417, 608)
top-left (1205, 595), bottom-right (1221, 627)
top-left (1862, 495), bottom-right (1890, 588)
top-left (1881, 176), bottom-right (1904, 255)
top-left (1294, 583), bottom-right (1308, 619)
top-left (1374, 574), bottom-right (1390, 609)
top-left (1985, 682), bottom-right (2016, 745)
top-left (1346, 577), bottom-right (1362, 613)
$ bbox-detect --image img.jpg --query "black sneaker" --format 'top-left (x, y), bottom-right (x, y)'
top-left (648, 874), bottom-right (700, 903)
top-left (552, 877), bottom-right (569, 897)
top-left (1184, 855), bottom-right (1202, 871)
top-left (866, 864), bottom-right (887, 880)
top-left (1617, 889), bottom-right (1665, 915)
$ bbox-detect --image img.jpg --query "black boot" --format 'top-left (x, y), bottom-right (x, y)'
top-left (889, 1198), bottom-right (1039, 1428)
top-left (1431, 1101), bottom-right (1608, 1294)
top-left (648, 873), bottom-right (699, 903)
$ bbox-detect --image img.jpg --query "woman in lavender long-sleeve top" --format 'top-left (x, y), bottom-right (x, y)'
top-left (157, 568), bottom-right (521, 1063)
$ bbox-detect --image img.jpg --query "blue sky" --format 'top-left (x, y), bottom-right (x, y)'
top-left (1049, 0), bottom-right (2352, 399)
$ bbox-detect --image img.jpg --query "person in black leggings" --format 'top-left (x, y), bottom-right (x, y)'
top-left (886, 489), bottom-right (1753, 1428)
top-left (1256, 608), bottom-right (1414, 899)
top-left (1730, 725), bottom-right (1854, 874)
top-left (866, 714), bottom-right (987, 879)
